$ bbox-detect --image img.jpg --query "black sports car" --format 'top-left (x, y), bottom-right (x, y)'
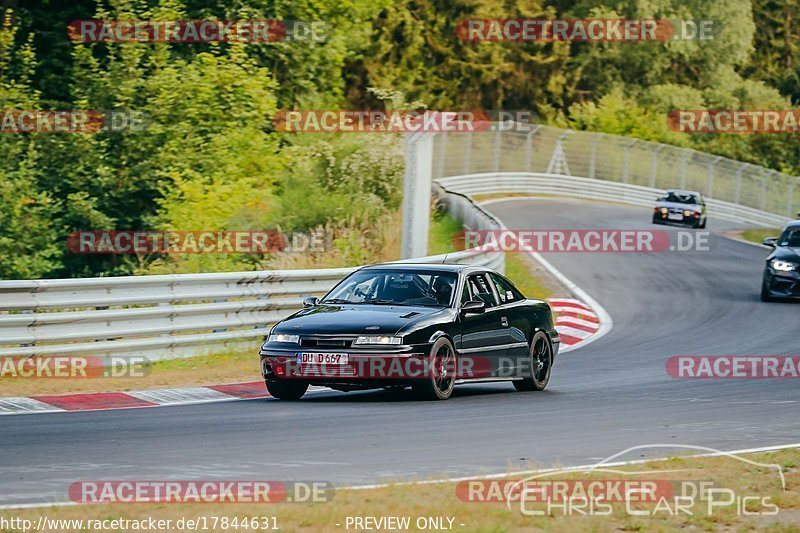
top-left (761, 221), bottom-right (800, 301)
top-left (652, 189), bottom-right (707, 228)
top-left (259, 263), bottom-right (559, 400)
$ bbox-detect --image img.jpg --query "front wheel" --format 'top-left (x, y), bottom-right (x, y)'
top-left (412, 337), bottom-right (456, 400)
top-left (265, 379), bottom-right (308, 400)
top-left (761, 274), bottom-right (775, 302)
top-left (514, 331), bottom-right (552, 392)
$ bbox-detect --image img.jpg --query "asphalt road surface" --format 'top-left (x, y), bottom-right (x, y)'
top-left (2, 198), bottom-right (798, 506)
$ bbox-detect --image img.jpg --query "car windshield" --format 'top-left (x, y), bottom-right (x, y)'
top-left (661, 192), bottom-right (699, 204)
top-left (321, 269), bottom-right (458, 307)
top-left (778, 228), bottom-right (800, 247)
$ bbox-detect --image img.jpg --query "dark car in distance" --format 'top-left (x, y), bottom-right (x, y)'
top-left (259, 263), bottom-right (560, 400)
top-left (652, 189), bottom-right (707, 228)
top-left (761, 221), bottom-right (800, 301)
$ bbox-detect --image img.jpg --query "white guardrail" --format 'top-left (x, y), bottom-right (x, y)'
top-left (439, 172), bottom-right (791, 228)
top-left (0, 185), bottom-right (504, 360)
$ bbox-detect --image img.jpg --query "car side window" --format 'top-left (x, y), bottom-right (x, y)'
top-left (466, 274), bottom-right (498, 308)
top-left (489, 273), bottom-right (524, 304)
top-left (460, 282), bottom-right (471, 305)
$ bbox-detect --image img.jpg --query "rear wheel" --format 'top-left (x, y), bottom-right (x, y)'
top-left (514, 331), bottom-right (552, 392)
top-left (412, 337), bottom-right (456, 400)
top-left (265, 379), bottom-right (308, 400)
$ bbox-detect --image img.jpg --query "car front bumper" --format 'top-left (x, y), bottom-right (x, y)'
top-left (259, 343), bottom-right (434, 385)
top-left (764, 268), bottom-right (800, 298)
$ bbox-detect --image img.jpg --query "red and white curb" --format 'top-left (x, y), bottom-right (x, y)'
top-left (529, 251), bottom-right (613, 353)
top-left (547, 298), bottom-right (600, 350)
top-left (0, 381), bottom-right (273, 416)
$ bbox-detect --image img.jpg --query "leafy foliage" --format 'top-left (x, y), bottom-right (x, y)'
top-left (2, 0), bottom-right (800, 279)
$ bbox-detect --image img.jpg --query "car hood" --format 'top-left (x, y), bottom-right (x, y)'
top-left (273, 304), bottom-right (447, 336)
top-left (656, 201), bottom-right (700, 210)
top-left (771, 247), bottom-right (800, 263)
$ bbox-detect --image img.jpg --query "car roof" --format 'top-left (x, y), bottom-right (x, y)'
top-left (664, 189), bottom-right (702, 196)
top-left (783, 220), bottom-right (800, 229)
top-left (358, 262), bottom-right (490, 274)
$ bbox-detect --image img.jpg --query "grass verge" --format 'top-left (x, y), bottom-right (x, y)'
top-left (429, 210), bottom-right (552, 301)
top-left (737, 228), bottom-right (783, 245)
top-left (2, 449), bottom-right (797, 532)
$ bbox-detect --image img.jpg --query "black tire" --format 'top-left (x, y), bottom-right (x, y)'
top-left (761, 275), bottom-right (775, 302)
top-left (699, 218), bottom-right (706, 229)
top-left (412, 337), bottom-right (456, 400)
top-left (514, 331), bottom-right (552, 392)
top-left (265, 379), bottom-right (308, 400)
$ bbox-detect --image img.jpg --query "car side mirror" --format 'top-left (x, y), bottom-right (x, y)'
top-left (303, 297), bottom-right (319, 307)
top-left (460, 300), bottom-right (486, 315)
top-left (762, 237), bottom-right (777, 248)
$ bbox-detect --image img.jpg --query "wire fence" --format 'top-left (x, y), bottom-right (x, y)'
top-left (431, 125), bottom-right (799, 221)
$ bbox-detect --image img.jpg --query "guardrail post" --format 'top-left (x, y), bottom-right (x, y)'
top-left (649, 145), bottom-right (664, 188)
top-left (437, 132), bottom-right (447, 179)
top-left (735, 163), bottom-right (745, 205)
top-left (788, 182), bottom-right (795, 218)
top-left (547, 131), bottom-right (572, 175)
top-left (589, 134), bottom-right (598, 179)
top-left (212, 299), bottom-right (227, 333)
top-left (706, 156), bottom-right (721, 198)
top-left (524, 126), bottom-right (538, 173)
top-left (401, 131), bottom-right (433, 259)
top-left (493, 128), bottom-right (502, 172)
top-left (761, 172), bottom-right (769, 211)
top-left (680, 153), bottom-right (689, 189)
top-left (622, 140), bottom-right (636, 183)
top-left (463, 131), bottom-right (472, 175)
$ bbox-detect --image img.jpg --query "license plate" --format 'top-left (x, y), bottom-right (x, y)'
top-left (667, 213), bottom-right (683, 221)
top-left (298, 352), bottom-right (349, 365)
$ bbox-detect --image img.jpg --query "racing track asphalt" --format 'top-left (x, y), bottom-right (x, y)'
top-left (1, 198), bottom-right (798, 506)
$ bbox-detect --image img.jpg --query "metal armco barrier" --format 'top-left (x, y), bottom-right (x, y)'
top-left (438, 172), bottom-right (790, 227)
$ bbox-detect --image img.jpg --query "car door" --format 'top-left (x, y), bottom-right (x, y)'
top-left (488, 272), bottom-right (532, 373)
top-left (457, 272), bottom-right (510, 378)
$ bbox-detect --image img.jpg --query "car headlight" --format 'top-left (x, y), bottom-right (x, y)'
top-left (353, 335), bottom-right (402, 345)
top-left (268, 334), bottom-right (300, 343)
top-left (771, 259), bottom-right (797, 272)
